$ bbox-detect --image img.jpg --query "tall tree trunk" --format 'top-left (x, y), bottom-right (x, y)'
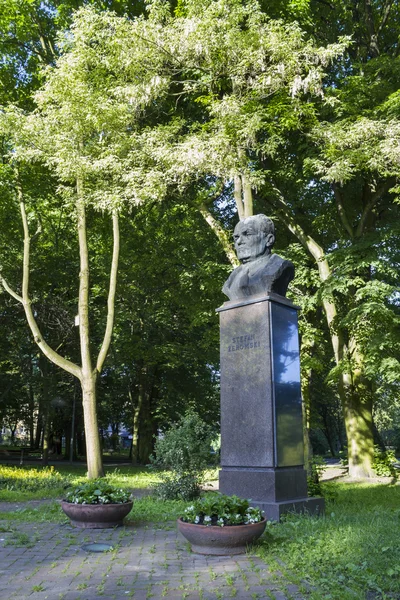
top-left (10, 426), bottom-right (16, 444)
top-left (137, 382), bottom-right (156, 465)
top-left (35, 413), bottom-right (42, 449)
top-left (76, 187), bottom-right (104, 479)
top-left (301, 367), bottom-right (313, 476)
top-left (81, 373), bottom-right (103, 478)
top-left (42, 410), bottom-right (50, 466)
top-left (0, 171), bottom-right (120, 480)
top-left (269, 192), bottom-right (375, 478)
top-left (39, 356), bottom-right (50, 466)
top-left (339, 343), bottom-right (374, 477)
top-left (130, 382), bottom-right (143, 466)
top-left (28, 382), bottom-right (35, 448)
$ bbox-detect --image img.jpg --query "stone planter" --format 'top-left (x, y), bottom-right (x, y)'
top-left (61, 500), bottom-right (133, 529)
top-left (177, 517), bottom-right (266, 555)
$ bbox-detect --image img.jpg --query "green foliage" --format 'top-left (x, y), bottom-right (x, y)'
top-left (256, 482), bottom-right (400, 599)
top-left (372, 446), bottom-right (398, 479)
top-left (307, 455), bottom-right (327, 498)
top-left (0, 465), bottom-right (69, 492)
top-left (150, 411), bottom-right (216, 500)
top-left (182, 493), bottom-right (263, 526)
top-left (150, 473), bottom-right (202, 502)
top-left (64, 479), bottom-right (132, 504)
top-left (151, 411), bottom-right (216, 474)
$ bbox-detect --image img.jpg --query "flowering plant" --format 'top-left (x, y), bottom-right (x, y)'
top-left (64, 480), bottom-right (132, 505)
top-left (182, 493), bottom-right (263, 527)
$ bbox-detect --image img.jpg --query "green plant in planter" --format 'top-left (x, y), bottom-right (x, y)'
top-left (64, 480), bottom-right (132, 504)
top-left (182, 493), bottom-right (263, 527)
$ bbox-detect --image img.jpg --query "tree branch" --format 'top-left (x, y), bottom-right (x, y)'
top-left (234, 175), bottom-right (244, 220)
top-left (356, 178), bottom-right (394, 237)
top-left (365, 0), bottom-right (380, 57)
top-left (377, 0), bottom-right (394, 37)
top-left (333, 183), bottom-right (354, 239)
top-left (96, 210), bottom-right (120, 374)
top-left (266, 186), bottom-right (342, 364)
top-left (15, 181), bottom-right (81, 379)
top-left (242, 175), bottom-right (253, 218)
top-left (199, 204), bottom-right (239, 267)
top-left (0, 272), bottom-right (23, 303)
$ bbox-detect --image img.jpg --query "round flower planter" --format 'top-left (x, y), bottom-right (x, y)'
top-left (61, 500), bottom-right (133, 529)
top-left (177, 517), bottom-right (266, 555)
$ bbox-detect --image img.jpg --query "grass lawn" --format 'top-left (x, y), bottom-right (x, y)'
top-left (1, 464), bottom-right (399, 599)
top-left (255, 480), bottom-right (400, 600)
top-left (0, 463), bottom-right (160, 501)
top-left (0, 463), bottom-right (187, 524)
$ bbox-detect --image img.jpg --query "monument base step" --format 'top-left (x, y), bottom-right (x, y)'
top-left (219, 466), bottom-right (308, 502)
top-left (251, 496), bottom-right (325, 522)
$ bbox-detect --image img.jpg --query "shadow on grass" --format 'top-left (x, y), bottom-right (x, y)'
top-left (255, 481), bottom-right (400, 600)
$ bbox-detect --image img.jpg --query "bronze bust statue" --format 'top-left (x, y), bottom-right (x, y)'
top-left (222, 214), bottom-right (294, 300)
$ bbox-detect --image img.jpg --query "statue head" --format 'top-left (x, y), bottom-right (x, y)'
top-left (233, 214), bottom-right (275, 264)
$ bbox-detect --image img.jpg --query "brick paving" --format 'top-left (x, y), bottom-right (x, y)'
top-left (0, 520), bottom-right (310, 600)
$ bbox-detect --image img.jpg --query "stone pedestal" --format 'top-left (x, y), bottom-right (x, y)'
top-left (217, 293), bottom-right (324, 521)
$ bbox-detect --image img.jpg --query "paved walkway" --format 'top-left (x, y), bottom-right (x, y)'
top-left (0, 520), bottom-right (308, 600)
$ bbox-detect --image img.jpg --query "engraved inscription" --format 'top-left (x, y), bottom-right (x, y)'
top-left (228, 334), bottom-right (261, 353)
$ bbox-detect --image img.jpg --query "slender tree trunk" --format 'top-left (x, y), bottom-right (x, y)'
top-left (35, 414), bottom-right (42, 449)
top-left (64, 423), bottom-right (71, 460)
top-left (242, 175), bottom-right (253, 218)
top-left (42, 408), bottom-right (50, 466)
top-left (81, 373), bottom-right (103, 478)
top-left (69, 383), bottom-right (77, 462)
top-left (301, 367), bottom-right (313, 476)
top-left (137, 381), bottom-right (156, 465)
top-left (199, 204), bottom-right (239, 267)
top-left (0, 172), bottom-right (120, 480)
top-left (131, 385), bottom-right (143, 466)
top-left (10, 427), bottom-right (16, 444)
top-left (39, 356), bottom-right (50, 466)
top-left (76, 186), bottom-right (104, 479)
top-left (320, 408), bottom-right (337, 457)
top-left (28, 383), bottom-right (35, 447)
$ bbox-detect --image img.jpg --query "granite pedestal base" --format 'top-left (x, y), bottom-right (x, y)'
top-left (219, 467), bottom-right (324, 521)
top-left (217, 293), bottom-right (325, 521)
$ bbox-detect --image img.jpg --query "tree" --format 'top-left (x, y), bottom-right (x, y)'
top-left (105, 0), bottom-right (399, 477)
top-left (2, 0), bottom-right (399, 479)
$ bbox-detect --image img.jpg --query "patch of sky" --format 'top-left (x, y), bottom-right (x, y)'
top-left (39, 1), bottom-right (58, 18)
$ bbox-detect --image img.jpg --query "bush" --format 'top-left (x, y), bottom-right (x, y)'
top-left (152, 473), bottom-right (202, 501)
top-left (0, 465), bottom-right (69, 492)
top-left (150, 411), bottom-right (216, 500)
top-left (307, 455), bottom-right (327, 498)
top-left (373, 445), bottom-right (398, 478)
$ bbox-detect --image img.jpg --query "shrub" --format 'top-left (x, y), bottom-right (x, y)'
top-left (372, 445), bottom-right (398, 478)
top-left (150, 411), bottom-right (216, 500)
top-left (307, 455), bottom-right (327, 498)
top-left (152, 473), bottom-right (202, 501)
top-left (0, 466), bottom-right (69, 492)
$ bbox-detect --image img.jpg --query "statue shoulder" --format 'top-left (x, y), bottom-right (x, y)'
top-left (270, 253), bottom-right (293, 268)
